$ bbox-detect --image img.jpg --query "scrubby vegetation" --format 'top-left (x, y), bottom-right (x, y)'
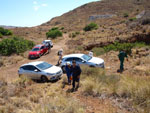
top-left (129, 17), bottom-right (137, 21)
top-left (92, 42), bottom-right (149, 56)
top-left (46, 27), bottom-right (63, 39)
top-left (0, 33), bottom-right (2, 38)
top-left (81, 66), bottom-right (150, 112)
top-left (83, 23), bottom-right (98, 31)
top-left (0, 76), bottom-right (85, 113)
top-left (123, 13), bottom-right (129, 18)
top-left (0, 36), bottom-right (35, 56)
top-left (69, 31), bottom-right (80, 38)
top-left (0, 27), bottom-right (12, 36)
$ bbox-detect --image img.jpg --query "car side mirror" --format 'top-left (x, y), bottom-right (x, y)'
top-left (82, 61), bottom-right (86, 63)
top-left (34, 69), bottom-right (38, 72)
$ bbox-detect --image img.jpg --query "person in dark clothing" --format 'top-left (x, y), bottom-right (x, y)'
top-left (65, 62), bottom-right (72, 85)
top-left (118, 50), bottom-right (128, 72)
top-left (71, 60), bottom-right (81, 92)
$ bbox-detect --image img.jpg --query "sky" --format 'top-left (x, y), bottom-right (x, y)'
top-left (0, 0), bottom-right (99, 27)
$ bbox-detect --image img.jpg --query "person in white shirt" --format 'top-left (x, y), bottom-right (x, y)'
top-left (89, 51), bottom-right (93, 57)
top-left (57, 49), bottom-right (63, 65)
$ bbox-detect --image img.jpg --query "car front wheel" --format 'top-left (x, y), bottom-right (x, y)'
top-left (41, 76), bottom-right (48, 83)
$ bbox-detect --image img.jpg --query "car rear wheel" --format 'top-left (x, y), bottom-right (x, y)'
top-left (41, 76), bottom-right (48, 83)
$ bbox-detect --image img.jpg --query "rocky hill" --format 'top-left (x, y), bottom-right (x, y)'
top-left (9, 0), bottom-right (150, 47)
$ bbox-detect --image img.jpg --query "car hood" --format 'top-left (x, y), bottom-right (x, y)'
top-left (44, 66), bottom-right (62, 74)
top-left (29, 51), bottom-right (39, 54)
top-left (88, 57), bottom-right (104, 64)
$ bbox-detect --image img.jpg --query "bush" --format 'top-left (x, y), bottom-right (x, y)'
top-left (103, 42), bottom-right (147, 55)
top-left (46, 27), bottom-right (63, 39)
top-left (69, 31), bottom-right (80, 38)
top-left (0, 27), bottom-right (13, 36)
top-left (60, 27), bottom-right (64, 30)
top-left (0, 36), bottom-right (35, 56)
top-left (83, 23), bottom-right (98, 31)
top-left (0, 33), bottom-right (2, 38)
top-left (129, 17), bottom-right (137, 21)
top-left (123, 13), bottom-right (129, 18)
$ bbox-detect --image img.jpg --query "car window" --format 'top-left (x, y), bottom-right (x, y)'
top-left (74, 58), bottom-right (82, 62)
top-left (82, 54), bottom-right (92, 61)
top-left (65, 58), bottom-right (73, 61)
top-left (21, 65), bottom-right (37, 71)
top-left (36, 62), bottom-right (52, 70)
top-left (32, 48), bottom-right (39, 51)
top-left (41, 46), bottom-right (44, 49)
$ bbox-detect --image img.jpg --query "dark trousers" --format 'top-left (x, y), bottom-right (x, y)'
top-left (67, 75), bottom-right (71, 84)
top-left (72, 77), bottom-right (79, 89)
top-left (120, 60), bottom-right (124, 71)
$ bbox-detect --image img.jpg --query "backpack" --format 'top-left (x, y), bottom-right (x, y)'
top-left (57, 51), bottom-right (60, 56)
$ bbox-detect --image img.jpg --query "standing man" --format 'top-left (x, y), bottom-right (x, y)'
top-left (89, 51), bottom-right (93, 57)
top-left (71, 60), bottom-right (82, 92)
top-left (118, 50), bottom-right (128, 73)
top-left (65, 62), bottom-right (72, 85)
top-left (57, 49), bottom-right (63, 65)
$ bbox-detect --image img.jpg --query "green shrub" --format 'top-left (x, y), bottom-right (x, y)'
top-left (69, 31), bottom-right (80, 38)
top-left (0, 27), bottom-right (12, 36)
top-left (60, 27), bottom-right (64, 30)
top-left (83, 23), bottom-right (98, 31)
top-left (72, 33), bottom-right (76, 38)
top-left (46, 27), bottom-right (63, 39)
top-left (129, 17), bottom-right (137, 21)
top-left (0, 36), bottom-right (35, 56)
top-left (123, 13), bottom-right (129, 18)
top-left (103, 42), bottom-right (147, 55)
top-left (75, 31), bottom-right (80, 35)
top-left (0, 33), bottom-right (2, 38)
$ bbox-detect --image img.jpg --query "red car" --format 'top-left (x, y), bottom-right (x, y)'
top-left (28, 44), bottom-right (48, 59)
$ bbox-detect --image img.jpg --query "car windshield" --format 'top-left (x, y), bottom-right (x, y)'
top-left (36, 62), bottom-right (52, 70)
top-left (32, 48), bottom-right (39, 51)
top-left (82, 54), bottom-right (92, 61)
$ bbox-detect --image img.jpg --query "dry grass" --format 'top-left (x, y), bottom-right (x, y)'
top-left (81, 66), bottom-right (150, 112)
top-left (0, 77), bottom-right (85, 113)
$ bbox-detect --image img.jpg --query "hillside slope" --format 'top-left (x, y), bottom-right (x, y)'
top-left (41, 0), bottom-right (150, 31)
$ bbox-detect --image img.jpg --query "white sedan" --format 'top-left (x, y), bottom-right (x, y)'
top-left (60, 54), bottom-right (104, 72)
top-left (18, 61), bottom-right (63, 82)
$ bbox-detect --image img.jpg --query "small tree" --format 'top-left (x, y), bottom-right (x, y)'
top-left (83, 23), bottom-right (98, 31)
top-left (46, 27), bottom-right (63, 39)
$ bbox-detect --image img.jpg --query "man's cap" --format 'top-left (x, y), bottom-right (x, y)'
top-left (66, 62), bottom-right (71, 65)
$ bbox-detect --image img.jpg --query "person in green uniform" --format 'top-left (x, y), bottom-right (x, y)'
top-left (118, 50), bottom-right (128, 72)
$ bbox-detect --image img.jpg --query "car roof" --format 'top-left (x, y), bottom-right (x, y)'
top-left (21, 61), bottom-right (45, 67)
top-left (62, 53), bottom-right (84, 59)
top-left (43, 40), bottom-right (51, 42)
